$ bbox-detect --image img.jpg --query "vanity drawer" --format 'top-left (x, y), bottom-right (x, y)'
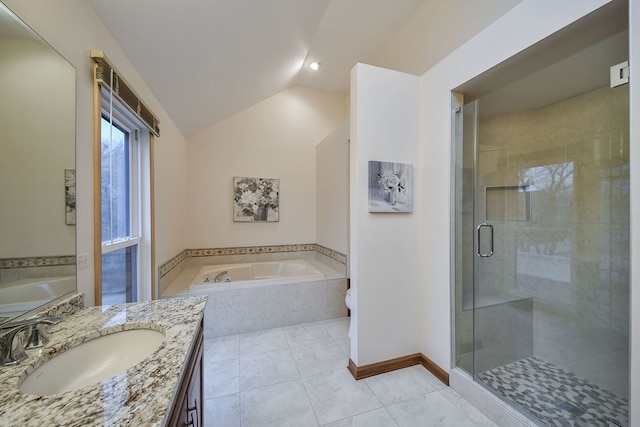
top-left (167, 319), bottom-right (204, 427)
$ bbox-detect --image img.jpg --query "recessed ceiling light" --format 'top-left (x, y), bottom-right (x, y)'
top-left (308, 61), bottom-right (320, 71)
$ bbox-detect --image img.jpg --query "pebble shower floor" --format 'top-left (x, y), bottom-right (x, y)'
top-left (477, 356), bottom-right (628, 426)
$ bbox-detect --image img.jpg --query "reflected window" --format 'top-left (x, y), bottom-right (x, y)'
top-left (101, 118), bottom-right (131, 241)
top-left (486, 185), bottom-right (530, 221)
top-left (516, 162), bottom-right (573, 283)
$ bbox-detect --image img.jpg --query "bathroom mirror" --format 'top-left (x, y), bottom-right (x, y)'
top-left (0, 1), bottom-right (76, 324)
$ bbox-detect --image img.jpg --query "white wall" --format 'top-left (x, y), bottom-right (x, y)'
top-left (185, 86), bottom-right (345, 249)
top-left (3, 0), bottom-right (189, 304)
top-left (316, 119), bottom-right (349, 255)
top-left (418, 0), bottom-right (639, 416)
top-left (350, 64), bottom-right (420, 366)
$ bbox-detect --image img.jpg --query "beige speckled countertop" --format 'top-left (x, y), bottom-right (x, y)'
top-left (0, 295), bottom-right (207, 427)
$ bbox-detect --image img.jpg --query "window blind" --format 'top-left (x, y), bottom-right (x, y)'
top-left (91, 50), bottom-right (160, 137)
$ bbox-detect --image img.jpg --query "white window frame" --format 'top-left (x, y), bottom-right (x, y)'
top-left (100, 89), bottom-right (152, 302)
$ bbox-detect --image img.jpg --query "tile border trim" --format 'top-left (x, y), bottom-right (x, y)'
top-left (314, 244), bottom-right (347, 264)
top-left (159, 243), bottom-right (347, 279)
top-left (186, 243), bottom-right (316, 258)
top-left (0, 255), bottom-right (76, 269)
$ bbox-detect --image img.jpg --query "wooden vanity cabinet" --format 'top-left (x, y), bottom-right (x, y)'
top-left (167, 319), bottom-right (204, 427)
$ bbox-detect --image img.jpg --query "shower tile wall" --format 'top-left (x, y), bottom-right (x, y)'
top-left (456, 300), bottom-right (533, 374)
top-left (473, 85), bottom-right (630, 399)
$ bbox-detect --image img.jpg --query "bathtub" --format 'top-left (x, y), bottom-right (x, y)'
top-left (0, 276), bottom-right (76, 316)
top-left (162, 258), bottom-right (347, 336)
top-left (190, 259), bottom-right (325, 291)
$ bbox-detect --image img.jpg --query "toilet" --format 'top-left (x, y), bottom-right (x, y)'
top-left (345, 288), bottom-right (352, 337)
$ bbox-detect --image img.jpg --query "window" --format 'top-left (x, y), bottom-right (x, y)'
top-left (99, 90), bottom-right (152, 304)
top-left (92, 50), bottom-right (158, 305)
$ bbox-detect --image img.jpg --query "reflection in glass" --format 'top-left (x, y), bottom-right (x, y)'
top-left (485, 185), bottom-right (530, 221)
top-left (0, 1), bottom-right (76, 324)
top-left (101, 247), bottom-right (137, 305)
top-left (516, 162), bottom-right (573, 283)
top-left (101, 117), bottom-right (131, 243)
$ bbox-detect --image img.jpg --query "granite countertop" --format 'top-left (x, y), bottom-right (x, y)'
top-left (0, 295), bottom-right (207, 427)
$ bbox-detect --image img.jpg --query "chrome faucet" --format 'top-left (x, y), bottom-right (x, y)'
top-left (0, 315), bottom-right (61, 366)
top-left (213, 271), bottom-right (229, 283)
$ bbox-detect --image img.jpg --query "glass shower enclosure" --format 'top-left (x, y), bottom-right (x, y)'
top-left (452, 29), bottom-right (630, 426)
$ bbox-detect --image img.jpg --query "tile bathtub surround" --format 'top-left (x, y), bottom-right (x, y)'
top-left (203, 317), bottom-right (498, 426)
top-left (314, 249), bottom-right (347, 277)
top-left (201, 275), bottom-right (348, 337)
top-left (162, 257), bottom-right (348, 337)
top-left (0, 296), bottom-right (207, 427)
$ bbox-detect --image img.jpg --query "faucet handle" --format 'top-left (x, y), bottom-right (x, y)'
top-left (24, 324), bottom-right (50, 349)
top-left (24, 315), bottom-right (60, 349)
top-left (0, 315), bottom-right (61, 366)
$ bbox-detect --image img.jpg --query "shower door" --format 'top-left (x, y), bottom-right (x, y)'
top-left (471, 98), bottom-right (540, 378)
top-left (455, 81), bottom-right (630, 426)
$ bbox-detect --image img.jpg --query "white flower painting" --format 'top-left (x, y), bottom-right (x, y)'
top-left (233, 177), bottom-right (279, 222)
top-left (65, 169), bottom-right (76, 225)
top-left (368, 161), bottom-right (413, 213)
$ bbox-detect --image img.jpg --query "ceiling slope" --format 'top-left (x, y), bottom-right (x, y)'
top-left (89, 0), bottom-right (425, 137)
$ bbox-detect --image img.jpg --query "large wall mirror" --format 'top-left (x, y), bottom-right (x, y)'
top-left (0, 2), bottom-right (76, 324)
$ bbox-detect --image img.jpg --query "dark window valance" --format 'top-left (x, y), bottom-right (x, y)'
top-left (91, 50), bottom-right (160, 137)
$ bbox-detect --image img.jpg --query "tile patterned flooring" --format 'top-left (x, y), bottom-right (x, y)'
top-left (478, 357), bottom-right (629, 427)
top-left (203, 317), bottom-right (497, 426)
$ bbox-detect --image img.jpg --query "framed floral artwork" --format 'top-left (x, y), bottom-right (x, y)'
top-left (65, 169), bottom-right (76, 225)
top-left (368, 161), bottom-right (413, 213)
top-left (233, 177), bottom-right (279, 222)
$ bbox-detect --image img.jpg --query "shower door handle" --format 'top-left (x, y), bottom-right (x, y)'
top-left (477, 223), bottom-right (494, 257)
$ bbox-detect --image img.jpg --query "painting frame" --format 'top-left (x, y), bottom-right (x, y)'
top-left (233, 176), bottom-right (280, 222)
top-left (368, 161), bottom-right (413, 213)
top-left (65, 169), bottom-right (76, 225)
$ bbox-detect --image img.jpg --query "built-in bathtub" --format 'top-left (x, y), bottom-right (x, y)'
top-left (191, 259), bottom-right (325, 291)
top-left (0, 276), bottom-right (76, 316)
top-left (162, 258), bottom-right (347, 337)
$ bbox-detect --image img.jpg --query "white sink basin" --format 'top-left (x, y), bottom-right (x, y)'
top-left (19, 328), bottom-right (165, 396)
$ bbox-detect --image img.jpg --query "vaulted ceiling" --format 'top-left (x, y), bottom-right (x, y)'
top-left (89, 0), bottom-right (426, 137)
